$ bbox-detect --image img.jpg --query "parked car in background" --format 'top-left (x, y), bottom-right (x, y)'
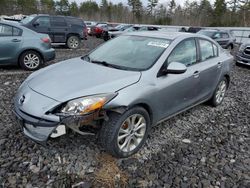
top-left (85, 21), bottom-right (97, 35)
top-left (198, 29), bottom-right (236, 50)
top-left (20, 14), bottom-right (87, 49)
top-left (92, 23), bottom-right (109, 38)
top-left (14, 32), bottom-right (232, 158)
top-left (187, 27), bottom-right (204, 33)
top-left (236, 39), bottom-right (250, 66)
top-left (108, 25), bottom-right (159, 39)
top-left (0, 21), bottom-right (55, 70)
top-left (102, 24), bottom-right (133, 41)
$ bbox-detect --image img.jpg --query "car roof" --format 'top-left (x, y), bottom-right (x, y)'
top-left (0, 20), bottom-right (21, 27)
top-left (125, 31), bottom-right (198, 40)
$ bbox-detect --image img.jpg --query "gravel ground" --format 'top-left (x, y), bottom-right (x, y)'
top-left (0, 37), bottom-right (249, 188)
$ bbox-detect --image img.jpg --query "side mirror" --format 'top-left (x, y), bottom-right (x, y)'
top-left (163, 62), bottom-right (187, 74)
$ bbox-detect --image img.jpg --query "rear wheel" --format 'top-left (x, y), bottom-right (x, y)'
top-left (209, 78), bottom-right (228, 107)
top-left (67, 36), bottom-right (80, 49)
top-left (19, 51), bottom-right (42, 71)
top-left (99, 107), bottom-right (150, 158)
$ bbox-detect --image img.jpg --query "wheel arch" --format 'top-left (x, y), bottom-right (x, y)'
top-left (109, 103), bottom-right (154, 125)
top-left (66, 33), bottom-right (80, 40)
top-left (18, 49), bottom-right (44, 66)
top-left (224, 74), bottom-right (230, 88)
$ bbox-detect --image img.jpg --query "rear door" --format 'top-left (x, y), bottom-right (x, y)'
top-left (50, 16), bottom-right (67, 43)
top-left (0, 24), bottom-right (22, 64)
top-left (195, 38), bottom-right (222, 100)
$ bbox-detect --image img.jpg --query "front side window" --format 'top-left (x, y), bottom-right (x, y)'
top-left (34, 16), bottom-right (50, 27)
top-left (167, 39), bottom-right (197, 66)
top-left (199, 39), bottom-right (215, 61)
top-left (88, 35), bottom-right (171, 71)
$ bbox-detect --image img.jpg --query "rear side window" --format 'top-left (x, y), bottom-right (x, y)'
top-left (167, 39), bottom-right (197, 66)
top-left (213, 44), bottom-right (218, 56)
top-left (34, 16), bottom-right (50, 27)
top-left (13, 27), bottom-right (22, 36)
top-left (0, 24), bottom-right (22, 36)
top-left (51, 17), bottom-right (67, 27)
top-left (0, 24), bottom-right (13, 36)
top-left (199, 39), bottom-right (216, 61)
top-left (66, 18), bottom-right (84, 26)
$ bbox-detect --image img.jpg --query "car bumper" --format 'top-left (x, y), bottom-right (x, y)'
top-left (43, 48), bottom-right (56, 62)
top-left (13, 105), bottom-right (61, 145)
top-left (235, 53), bottom-right (250, 66)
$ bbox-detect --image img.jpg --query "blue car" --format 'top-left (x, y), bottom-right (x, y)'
top-left (0, 21), bottom-right (55, 70)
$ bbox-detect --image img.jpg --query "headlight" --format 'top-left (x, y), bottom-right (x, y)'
top-left (61, 93), bottom-right (117, 115)
top-left (239, 44), bottom-right (246, 52)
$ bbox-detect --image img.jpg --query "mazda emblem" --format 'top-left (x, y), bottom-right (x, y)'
top-left (19, 95), bottom-right (25, 105)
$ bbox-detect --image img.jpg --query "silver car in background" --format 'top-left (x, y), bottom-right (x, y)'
top-left (14, 32), bottom-right (233, 158)
top-left (236, 39), bottom-right (250, 66)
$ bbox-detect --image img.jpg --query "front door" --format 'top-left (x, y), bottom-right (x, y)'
top-left (155, 38), bottom-right (201, 120)
top-left (30, 16), bottom-right (52, 39)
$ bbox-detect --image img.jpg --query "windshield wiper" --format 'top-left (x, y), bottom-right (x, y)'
top-left (91, 60), bottom-right (127, 70)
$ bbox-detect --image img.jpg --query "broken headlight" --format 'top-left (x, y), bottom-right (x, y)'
top-left (61, 93), bottom-right (117, 115)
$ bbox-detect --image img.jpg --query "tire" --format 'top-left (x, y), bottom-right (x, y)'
top-left (209, 77), bottom-right (228, 107)
top-left (99, 107), bottom-right (151, 158)
top-left (66, 35), bottom-right (80, 49)
top-left (19, 50), bottom-right (42, 71)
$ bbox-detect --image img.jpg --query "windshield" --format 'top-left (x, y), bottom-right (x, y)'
top-left (198, 30), bottom-right (215, 37)
top-left (20, 15), bottom-right (35, 24)
top-left (87, 35), bottom-right (171, 71)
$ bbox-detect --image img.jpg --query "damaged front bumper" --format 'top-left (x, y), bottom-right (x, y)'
top-left (13, 105), bottom-right (101, 145)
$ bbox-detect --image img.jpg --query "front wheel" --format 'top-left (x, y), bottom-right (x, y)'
top-left (99, 107), bottom-right (151, 158)
top-left (209, 78), bottom-right (228, 107)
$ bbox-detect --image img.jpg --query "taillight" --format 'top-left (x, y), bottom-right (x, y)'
top-left (41, 37), bottom-right (51, 43)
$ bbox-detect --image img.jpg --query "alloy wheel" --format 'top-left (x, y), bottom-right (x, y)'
top-left (23, 53), bottom-right (40, 69)
top-left (69, 37), bottom-right (79, 49)
top-left (117, 114), bottom-right (146, 153)
top-left (215, 80), bottom-right (227, 104)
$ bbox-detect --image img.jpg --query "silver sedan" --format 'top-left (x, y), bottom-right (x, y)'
top-left (14, 32), bottom-right (233, 158)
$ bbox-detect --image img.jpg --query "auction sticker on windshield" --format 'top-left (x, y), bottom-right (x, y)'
top-left (148, 41), bottom-right (169, 48)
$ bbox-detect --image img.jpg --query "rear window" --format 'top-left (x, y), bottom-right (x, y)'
top-left (51, 17), bottom-right (67, 27)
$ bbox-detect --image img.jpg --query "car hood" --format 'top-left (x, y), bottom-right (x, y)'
top-left (27, 57), bottom-right (141, 102)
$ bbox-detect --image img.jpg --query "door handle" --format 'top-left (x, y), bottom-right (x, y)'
top-left (12, 39), bottom-right (21, 42)
top-left (193, 71), bottom-right (200, 78)
top-left (217, 62), bottom-right (222, 68)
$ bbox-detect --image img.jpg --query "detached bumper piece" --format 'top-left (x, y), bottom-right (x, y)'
top-left (13, 106), bottom-right (61, 145)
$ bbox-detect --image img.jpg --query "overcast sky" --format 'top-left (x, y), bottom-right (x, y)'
top-left (69, 0), bottom-right (215, 7)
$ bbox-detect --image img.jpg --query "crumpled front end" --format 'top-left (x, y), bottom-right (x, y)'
top-left (13, 82), bottom-right (64, 144)
top-left (13, 82), bottom-right (110, 144)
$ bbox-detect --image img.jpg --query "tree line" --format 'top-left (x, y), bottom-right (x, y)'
top-left (0, 0), bottom-right (250, 27)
